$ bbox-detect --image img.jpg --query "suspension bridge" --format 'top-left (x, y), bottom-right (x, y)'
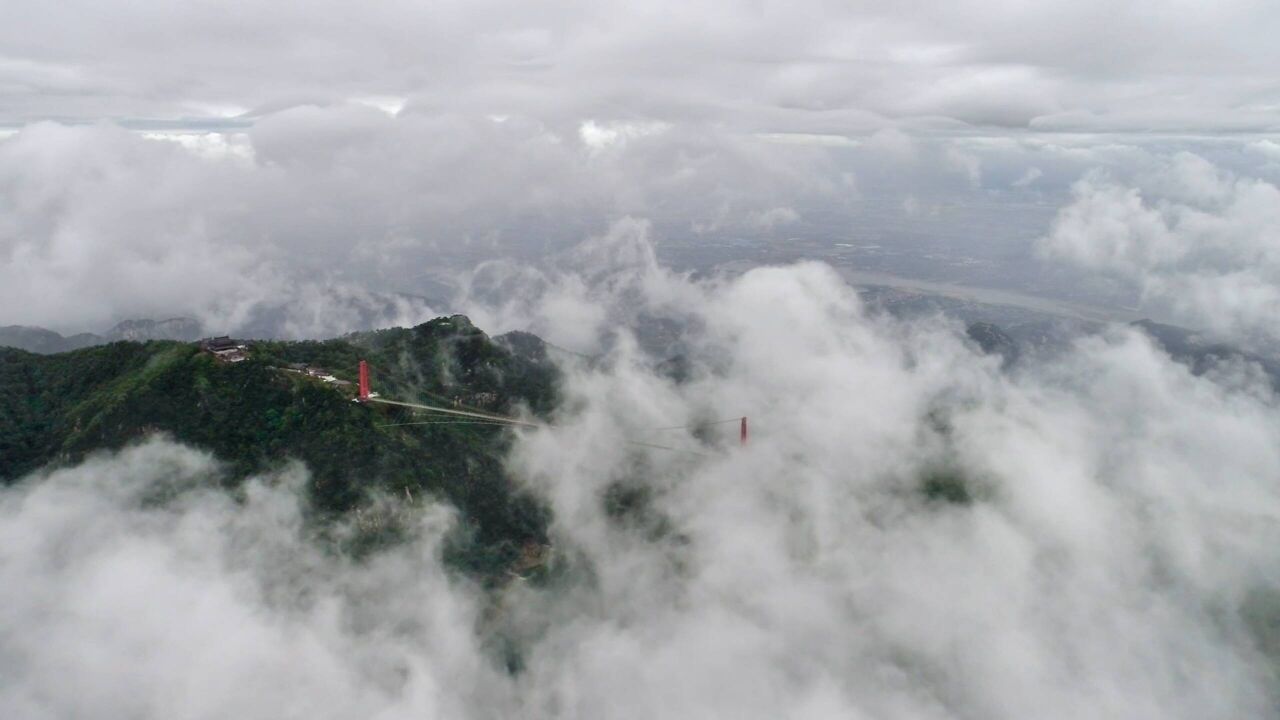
top-left (355, 360), bottom-right (747, 451)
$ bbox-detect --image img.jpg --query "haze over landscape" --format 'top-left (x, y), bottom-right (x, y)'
top-left (3, 2), bottom-right (1280, 718)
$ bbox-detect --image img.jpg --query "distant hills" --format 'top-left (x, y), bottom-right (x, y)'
top-left (0, 325), bottom-right (104, 354)
top-left (0, 317), bottom-right (205, 354)
top-left (0, 288), bottom-right (448, 354)
top-left (853, 283), bottom-right (1280, 388)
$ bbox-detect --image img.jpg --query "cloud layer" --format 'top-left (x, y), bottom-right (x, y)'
top-left (1041, 152), bottom-right (1280, 346)
top-left (0, 112), bottom-right (843, 334)
top-left (4, 240), bottom-right (1280, 718)
top-left (5, 6), bottom-right (1280, 713)
top-left (3, 0), bottom-right (1280, 339)
top-left (2, 0), bottom-right (1279, 134)
top-left (7, 107), bottom-right (1280, 337)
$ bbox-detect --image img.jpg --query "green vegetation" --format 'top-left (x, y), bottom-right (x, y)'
top-left (0, 316), bottom-right (560, 579)
top-left (920, 467), bottom-right (974, 506)
top-left (604, 480), bottom-right (677, 541)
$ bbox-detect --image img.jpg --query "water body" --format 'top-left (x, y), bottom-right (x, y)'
top-left (834, 268), bottom-right (1140, 324)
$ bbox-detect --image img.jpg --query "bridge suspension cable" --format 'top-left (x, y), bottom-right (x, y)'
top-left (368, 398), bottom-right (543, 427)
top-left (377, 420), bottom-right (516, 428)
top-left (650, 417), bottom-right (744, 431)
top-left (357, 360), bottom-right (747, 448)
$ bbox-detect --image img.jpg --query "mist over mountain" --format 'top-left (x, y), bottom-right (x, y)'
top-left (0, 325), bottom-right (102, 354)
top-left (5, 226), bottom-right (1280, 718)
top-left (1, 316), bottom-right (558, 577)
top-left (102, 317), bottom-right (204, 342)
top-left (0, 287), bottom-right (450, 355)
top-left (5, 1), bottom-right (1280, 717)
top-left (0, 316), bottom-right (204, 354)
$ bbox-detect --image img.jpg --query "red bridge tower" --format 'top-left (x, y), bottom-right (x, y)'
top-left (358, 360), bottom-right (370, 401)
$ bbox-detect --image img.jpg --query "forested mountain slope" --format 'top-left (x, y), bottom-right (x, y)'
top-left (0, 315), bottom-right (559, 577)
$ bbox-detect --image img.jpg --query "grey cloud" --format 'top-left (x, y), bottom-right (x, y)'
top-left (5, 4), bottom-right (1280, 714)
top-left (0, 121), bottom-right (442, 336)
top-left (5, 109), bottom-right (1276, 336)
top-left (5, 244), bottom-right (1280, 717)
top-left (0, 110), bottom-right (838, 334)
top-left (1039, 152), bottom-right (1280, 347)
top-left (428, 237), bottom-right (1280, 717)
top-left (0, 441), bottom-right (498, 719)
top-left (1, 1), bottom-right (1278, 134)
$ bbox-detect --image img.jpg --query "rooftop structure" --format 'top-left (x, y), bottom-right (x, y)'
top-left (199, 336), bottom-right (249, 363)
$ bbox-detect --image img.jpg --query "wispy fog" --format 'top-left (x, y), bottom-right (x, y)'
top-left (5, 116), bottom-right (1280, 338)
top-left (1041, 151), bottom-right (1280, 348)
top-left (5, 237), bottom-right (1279, 718)
top-left (4, 2), bottom-right (1280, 714)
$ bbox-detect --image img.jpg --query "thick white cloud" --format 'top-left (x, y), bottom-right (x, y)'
top-left (0, 120), bottom-right (448, 336)
top-left (8, 231), bottom-right (1278, 718)
top-left (4, 5), bottom-right (1279, 713)
top-left (0, 442), bottom-right (498, 719)
top-left (1040, 152), bottom-right (1280, 346)
top-left (0, 111), bottom-right (833, 334)
top-left (2, 0), bottom-right (1279, 340)
top-left (3, 110), bottom-right (1278, 341)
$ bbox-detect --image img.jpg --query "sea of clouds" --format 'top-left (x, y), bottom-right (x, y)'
top-left (5, 113), bottom-right (1280, 341)
top-left (3, 225), bottom-right (1279, 718)
top-left (4, 2), bottom-right (1280, 714)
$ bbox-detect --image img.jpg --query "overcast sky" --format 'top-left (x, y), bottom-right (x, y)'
top-left (6, 6), bottom-right (1280, 717)
top-left (3, 0), bottom-right (1280, 133)
top-left (2, 1), bottom-right (1279, 339)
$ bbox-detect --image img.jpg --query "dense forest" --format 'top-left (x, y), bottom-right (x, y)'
top-left (0, 315), bottom-right (560, 578)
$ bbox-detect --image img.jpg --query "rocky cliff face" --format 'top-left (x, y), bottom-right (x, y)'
top-left (104, 317), bottom-right (204, 342)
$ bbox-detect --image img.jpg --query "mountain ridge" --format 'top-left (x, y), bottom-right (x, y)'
top-left (0, 314), bottom-right (559, 578)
